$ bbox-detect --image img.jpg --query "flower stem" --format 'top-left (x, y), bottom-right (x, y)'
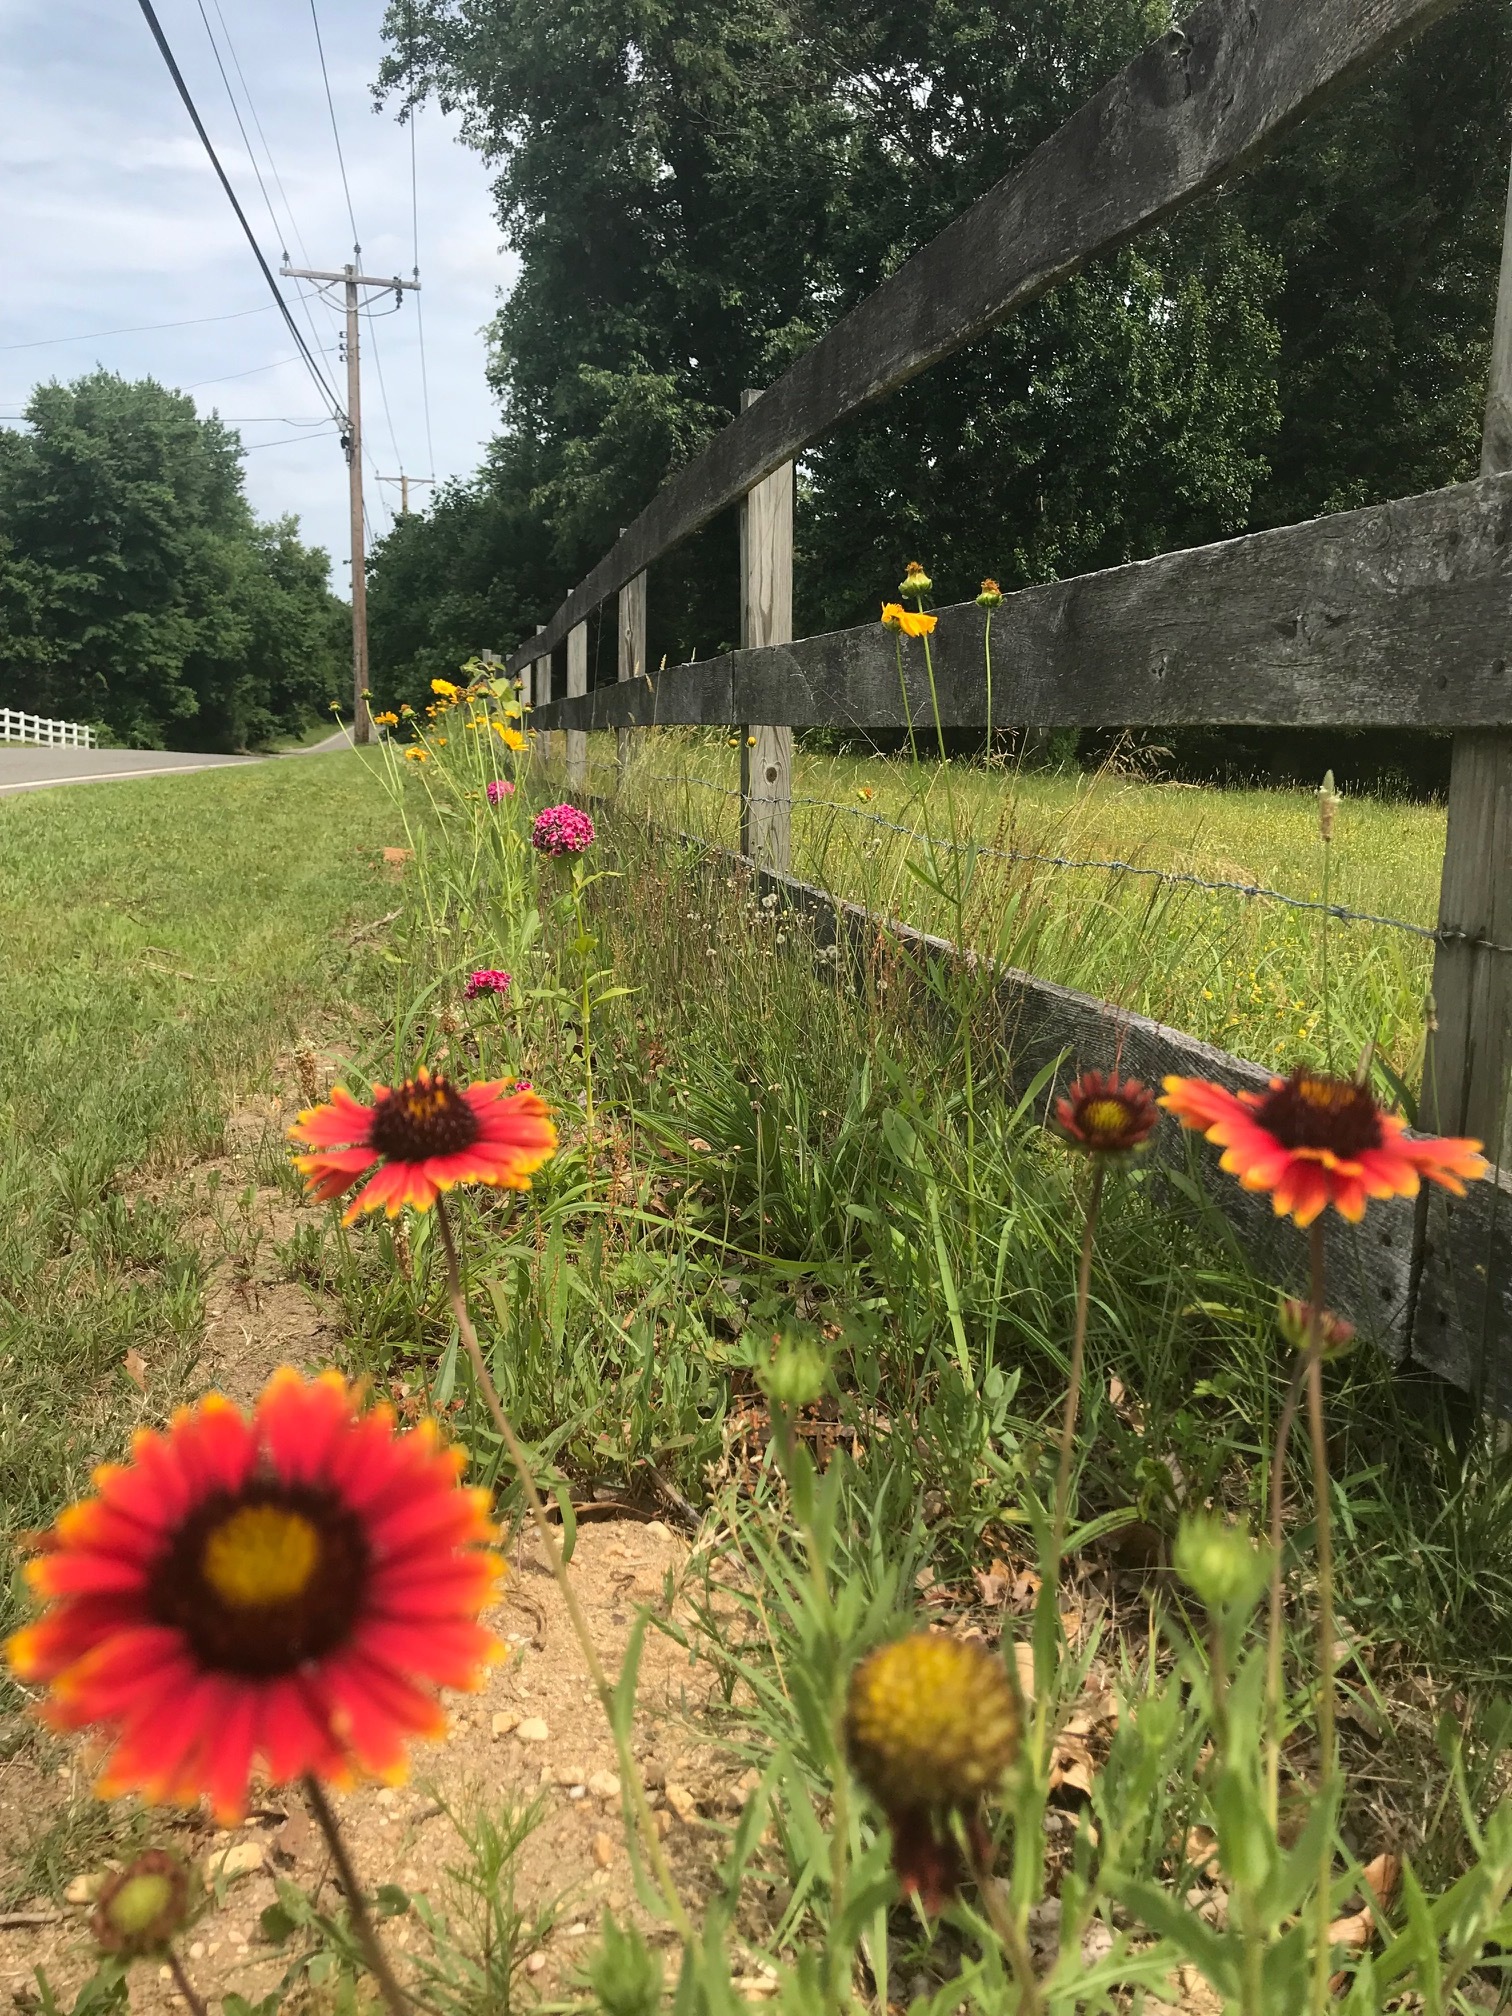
top-left (983, 608), bottom-right (994, 755)
top-left (1264, 1349), bottom-right (1309, 1829)
top-left (1052, 1160), bottom-right (1105, 1568)
top-left (166, 1949), bottom-right (210, 2016)
top-left (963, 1829), bottom-right (1045, 2016)
top-left (432, 1198), bottom-right (692, 1941)
top-left (1305, 1224), bottom-right (1338, 2016)
top-left (303, 1775), bottom-right (410, 2016)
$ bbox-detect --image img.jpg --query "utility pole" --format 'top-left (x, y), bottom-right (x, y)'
top-left (281, 262), bottom-right (420, 745)
top-left (378, 473), bottom-right (435, 517)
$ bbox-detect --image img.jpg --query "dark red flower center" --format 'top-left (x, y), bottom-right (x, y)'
top-left (370, 1073), bottom-right (480, 1163)
top-left (147, 1482), bottom-right (368, 1677)
top-left (1255, 1072), bottom-right (1382, 1157)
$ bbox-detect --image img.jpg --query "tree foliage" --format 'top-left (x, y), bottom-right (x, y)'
top-left (370, 0), bottom-right (1509, 732)
top-left (0, 372), bottom-right (346, 750)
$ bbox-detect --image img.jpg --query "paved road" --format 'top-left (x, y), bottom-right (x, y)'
top-left (0, 726), bottom-right (361, 798)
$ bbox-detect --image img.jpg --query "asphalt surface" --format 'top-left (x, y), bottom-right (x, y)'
top-left (0, 726), bottom-right (358, 798)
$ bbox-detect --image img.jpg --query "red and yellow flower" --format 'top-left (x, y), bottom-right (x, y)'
top-left (289, 1069), bottom-right (556, 1223)
top-left (1160, 1070), bottom-right (1486, 1227)
top-left (1054, 1069), bottom-right (1159, 1154)
top-left (7, 1370), bottom-right (501, 1822)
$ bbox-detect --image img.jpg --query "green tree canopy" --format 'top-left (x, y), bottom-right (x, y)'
top-left (370, 0), bottom-right (1508, 732)
top-left (0, 371), bottom-right (346, 750)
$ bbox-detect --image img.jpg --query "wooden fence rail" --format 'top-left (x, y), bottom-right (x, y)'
top-left (515, 0), bottom-right (1512, 1406)
top-left (534, 473), bottom-right (1512, 736)
top-left (0, 709), bottom-right (98, 749)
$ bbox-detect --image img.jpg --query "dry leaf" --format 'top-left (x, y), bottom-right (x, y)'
top-left (1328, 1852), bottom-right (1402, 1950)
top-left (381, 847), bottom-right (413, 867)
top-left (1185, 1827), bottom-right (1222, 1878)
top-left (974, 1560), bottom-right (1014, 1606)
top-left (272, 1807), bottom-right (314, 1865)
top-left (122, 1350), bottom-right (148, 1393)
top-left (1049, 1731), bottom-right (1096, 1799)
top-left (1013, 1641), bottom-right (1037, 1703)
top-left (687, 1137), bottom-right (712, 1154)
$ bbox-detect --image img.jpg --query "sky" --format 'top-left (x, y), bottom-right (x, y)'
top-left (0, 0), bottom-right (512, 580)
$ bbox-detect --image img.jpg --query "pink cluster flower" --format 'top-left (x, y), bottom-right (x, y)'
top-left (464, 969), bottom-right (511, 1000)
top-left (530, 803), bottom-right (596, 856)
top-left (485, 778), bottom-right (515, 805)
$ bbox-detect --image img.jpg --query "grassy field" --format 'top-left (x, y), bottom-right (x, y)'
top-left (5, 726), bottom-right (1511, 2012)
top-left (596, 731), bottom-right (1445, 1087)
top-left (0, 752), bottom-right (398, 1646)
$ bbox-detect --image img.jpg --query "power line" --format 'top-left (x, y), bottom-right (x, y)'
top-left (308, 0), bottom-right (360, 256)
top-left (197, 0), bottom-right (342, 394)
top-left (406, 17), bottom-right (437, 479)
top-left (131, 0), bottom-right (345, 424)
top-left (0, 304), bottom-right (276, 354)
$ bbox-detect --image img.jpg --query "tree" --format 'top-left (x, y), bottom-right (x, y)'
top-left (0, 372), bottom-right (346, 750)
top-left (372, 0), bottom-right (1509, 787)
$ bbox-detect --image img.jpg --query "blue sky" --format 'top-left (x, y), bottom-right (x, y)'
top-left (0, 0), bottom-right (511, 578)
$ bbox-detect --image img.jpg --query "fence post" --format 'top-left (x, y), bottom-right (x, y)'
top-left (617, 527), bottom-right (646, 795)
top-left (738, 388), bottom-right (794, 872)
top-left (532, 623), bottom-right (552, 769)
top-left (566, 620), bottom-right (588, 791)
top-left (1421, 145), bottom-right (1512, 1165)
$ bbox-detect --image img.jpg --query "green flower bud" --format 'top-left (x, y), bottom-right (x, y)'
top-left (1174, 1513), bottom-right (1270, 1617)
top-left (757, 1332), bottom-right (828, 1412)
top-left (91, 1851), bottom-right (191, 1958)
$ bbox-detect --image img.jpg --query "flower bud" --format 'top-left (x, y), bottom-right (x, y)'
top-left (1277, 1297), bottom-right (1356, 1358)
top-left (1173, 1513), bottom-right (1270, 1617)
top-left (976, 578), bottom-right (1003, 610)
top-left (91, 1851), bottom-right (191, 1959)
top-left (757, 1332), bottom-right (828, 1412)
top-left (898, 561), bottom-right (933, 599)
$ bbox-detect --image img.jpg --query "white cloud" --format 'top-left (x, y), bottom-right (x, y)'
top-left (0, 0), bottom-right (514, 571)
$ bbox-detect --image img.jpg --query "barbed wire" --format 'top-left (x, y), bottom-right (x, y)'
top-left (627, 767), bottom-right (1512, 959)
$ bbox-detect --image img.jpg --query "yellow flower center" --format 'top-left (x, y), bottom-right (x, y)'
top-left (1081, 1097), bottom-right (1129, 1139)
top-left (202, 1505), bottom-right (320, 1609)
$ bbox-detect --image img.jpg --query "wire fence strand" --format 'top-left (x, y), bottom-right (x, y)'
top-left (626, 767), bottom-right (1512, 959)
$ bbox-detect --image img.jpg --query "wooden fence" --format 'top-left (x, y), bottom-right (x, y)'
top-left (523, 0), bottom-right (1512, 1411)
top-left (0, 709), bottom-right (97, 749)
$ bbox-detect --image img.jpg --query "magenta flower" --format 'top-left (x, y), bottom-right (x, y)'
top-left (464, 969), bottom-right (511, 1000)
top-left (512, 1078), bottom-right (533, 1092)
top-left (486, 778), bottom-right (516, 805)
top-left (531, 803), bottom-right (595, 857)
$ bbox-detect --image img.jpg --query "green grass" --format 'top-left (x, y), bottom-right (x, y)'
top-left (595, 731), bottom-right (1445, 1085)
top-left (5, 723), bottom-right (1511, 2005)
top-left (0, 753), bottom-right (400, 1662)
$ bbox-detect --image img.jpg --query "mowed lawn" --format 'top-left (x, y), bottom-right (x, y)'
top-left (0, 752), bottom-right (400, 1653)
top-left (604, 732), bottom-right (1446, 1080)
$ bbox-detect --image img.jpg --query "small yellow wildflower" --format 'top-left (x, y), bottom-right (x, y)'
top-left (431, 677), bottom-right (461, 701)
top-left (405, 748), bottom-right (429, 764)
top-left (494, 723), bottom-right (527, 753)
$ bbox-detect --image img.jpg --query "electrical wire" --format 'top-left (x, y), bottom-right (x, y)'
top-left (197, 0), bottom-right (343, 404)
top-left (0, 304), bottom-right (276, 353)
top-left (132, 0), bottom-right (345, 425)
top-left (308, 0), bottom-right (360, 256)
top-left (406, 10), bottom-right (437, 479)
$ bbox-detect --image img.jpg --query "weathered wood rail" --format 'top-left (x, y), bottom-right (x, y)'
top-left (521, 0), bottom-right (1512, 1406)
top-left (541, 474), bottom-right (1512, 735)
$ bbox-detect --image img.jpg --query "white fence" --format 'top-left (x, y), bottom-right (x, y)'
top-left (0, 708), bottom-right (97, 749)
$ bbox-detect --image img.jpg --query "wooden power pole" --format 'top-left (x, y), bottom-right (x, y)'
top-left (281, 262), bottom-right (420, 745)
top-left (378, 472), bottom-right (435, 517)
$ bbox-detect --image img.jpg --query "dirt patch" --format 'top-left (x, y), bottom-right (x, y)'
top-left (1, 1066), bottom-right (739, 2011)
top-left (1, 1520), bottom-right (730, 2011)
